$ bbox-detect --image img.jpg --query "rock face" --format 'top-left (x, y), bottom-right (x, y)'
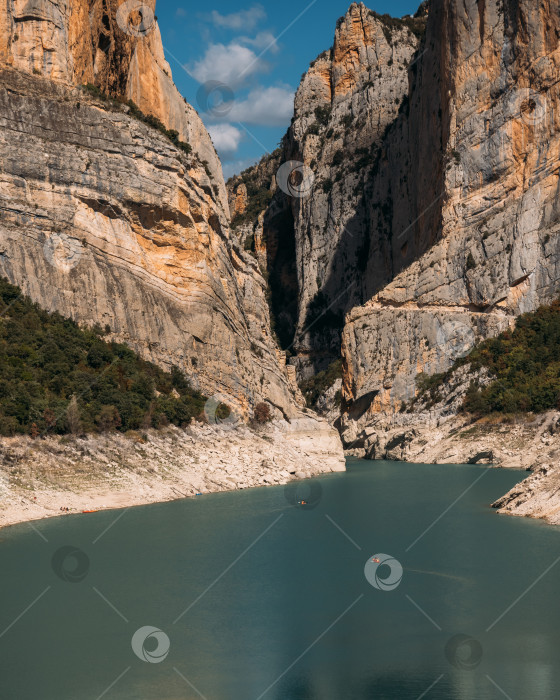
top-left (285, 5), bottom-right (425, 376)
top-left (493, 463), bottom-right (560, 526)
top-left (230, 4), bottom-right (427, 376)
top-left (0, 0), bottom-right (227, 208)
top-left (0, 1), bottom-right (307, 420)
top-left (233, 0), bottom-right (560, 430)
top-left (342, 0), bottom-right (560, 423)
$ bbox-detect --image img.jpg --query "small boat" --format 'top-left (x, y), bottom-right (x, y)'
top-left (82, 509), bottom-right (98, 513)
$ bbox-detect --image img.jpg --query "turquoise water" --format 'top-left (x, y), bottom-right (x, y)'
top-left (1, 459), bottom-right (559, 699)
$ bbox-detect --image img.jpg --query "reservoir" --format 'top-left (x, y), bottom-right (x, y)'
top-left (1, 459), bottom-right (559, 699)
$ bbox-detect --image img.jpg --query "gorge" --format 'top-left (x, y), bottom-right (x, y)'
top-left (2, 3), bottom-right (560, 699)
top-left (1, 0), bottom-right (560, 527)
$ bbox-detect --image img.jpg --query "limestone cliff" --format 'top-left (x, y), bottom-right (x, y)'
top-left (229, 4), bottom-right (427, 376)
top-left (342, 0), bottom-right (560, 428)
top-left (230, 0), bottom-right (560, 450)
top-left (0, 0), bottom-right (227, 208)
top-left (0, 1), bottom-right (307, 419)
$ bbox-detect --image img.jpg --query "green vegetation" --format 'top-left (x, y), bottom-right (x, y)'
top-left (244, 233), bottom-right (255, 253)
top-left (332, 150), bottom-right (344, 167)
top-left (229, 149), bottom-right (281, 228)
top-left (416, 299), bottom-right (560, 416)
top-left (314, 105), bottom-right (332, 126)
top-left (367, 10), bottom-right (428, 43)
top-left (299, 360), bottom-right (343, 408)
top-left (463, 300), bottom-right (560, 415)
top-left (352, 145), bottom-right (378, 172)
top-left (0, 278), bottom-right (208, 437)
top-left (81, 84), bottom-right (192, 156)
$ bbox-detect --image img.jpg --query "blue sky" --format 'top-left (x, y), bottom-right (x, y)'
top-left (156, 1), bottom-right (421, 178)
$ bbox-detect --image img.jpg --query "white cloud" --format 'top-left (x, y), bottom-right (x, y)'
top-left (210, 5), bottom-right (266, 31)
top-left (189, 42), bottom-right (268, 89)
top-left (208, 124), bottom-right (244, 157)
top-left (175, 8), bottom-right (186, 18)
top-left (226, 86), bottom-right (295, 126)
top-left (238, 31), bottom-right (280, 54)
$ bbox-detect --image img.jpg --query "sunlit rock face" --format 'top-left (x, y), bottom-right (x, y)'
top-left (0, 1), bottom-right (307, 419)
top-left (285, 2), bottom-right (424, 374)
top-left (228, 3), bottom-right (426, 377)
top-left (228, 0), bottom-right (560, 432)
top-left (0, 0), bottom-right (227, 210)
top-left (342, 0), bottom-right (560, 421)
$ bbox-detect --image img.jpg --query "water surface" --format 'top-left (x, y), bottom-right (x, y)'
top-left (1, 459), bottom-right (559, 699)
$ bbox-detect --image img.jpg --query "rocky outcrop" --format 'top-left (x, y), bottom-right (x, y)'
top-left (0, 419), bottom-right (345, 529)
top-left (493, 463), bottom-right (560, 526)
top-left (233, 0), bottom-right (560, 430)
top-left (342, 0), bottom-right (560, 422)
top-left (0, 1), bottom-right (314, 421)
top-left (0, 67), bottom-right (303, 418)
top-left (227, 4), bottom-right (427, 375)
top-left (0, 0), bottom-right (228, 209)
top-left (284, 5), bottom-right (426, 375)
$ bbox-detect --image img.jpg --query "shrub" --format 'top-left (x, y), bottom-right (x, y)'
top-left (314, 105), bottom-right (332, 126)
top-left (253, 402), bottom-right (272, 423)
top-left (332, 150), bottom-right (344, 167)
top-left (299, 360), bottom-right (343, 408)
top-left (0, 278), bottom-right (207, 436)
top-left (416, 298), bottom-right (560, 417)
top-left (244, 233), bottom-right (255, 252)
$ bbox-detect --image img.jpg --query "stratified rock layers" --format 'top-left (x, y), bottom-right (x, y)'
top-left (0, 1), bottom-right (303, 418)
top-left (1, 0), bottom-right (227, 207)
top-left (342, 0), bottom-right (560, 421)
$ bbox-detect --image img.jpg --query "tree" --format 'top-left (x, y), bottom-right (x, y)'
top-left (43, 408), bottom-right (56, 431)
top-left (95, 405), bottom-right (121, 432)
top-left (66, 395), bottom-right (82, 434)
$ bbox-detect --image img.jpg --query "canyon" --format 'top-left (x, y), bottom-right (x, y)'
top-left (2, 0), bottom-right (560, 528)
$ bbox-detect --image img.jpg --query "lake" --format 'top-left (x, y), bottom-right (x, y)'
top-left (1, 459), bottom-right (559, 699)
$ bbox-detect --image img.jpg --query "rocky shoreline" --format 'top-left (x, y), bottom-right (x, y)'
top-left (340, 405), bottom-right (560, 527)
top-left (492, 465), bottom-right (560, 527)
top-left (0, 418), bottom-right (345, 530)
top-left (3, 408), bottom-right (559, 532)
